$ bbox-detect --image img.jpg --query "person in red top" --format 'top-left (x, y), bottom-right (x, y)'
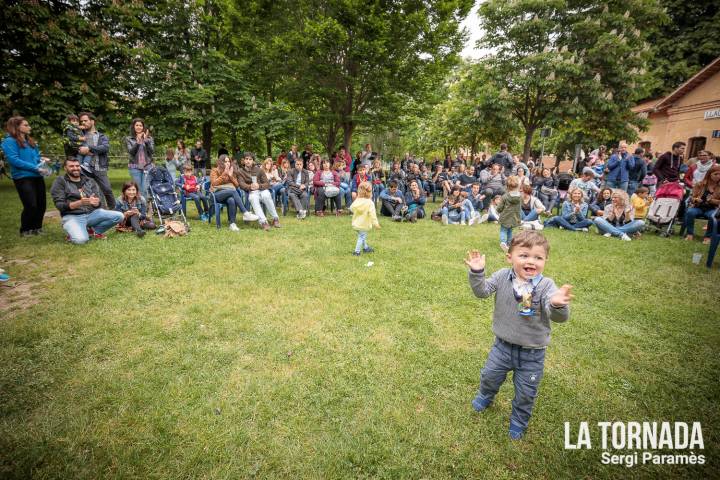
top-left (276, 149), bottom-right (287, 168)
top-left (176, 163), bottom-right (209, 220)
top-left (339, 145), bottom-right (353, 172)
top-left (351, 163), bottom-right (371, 201)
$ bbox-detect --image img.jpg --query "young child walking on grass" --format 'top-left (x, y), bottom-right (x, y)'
top-left (349, 181), bottom-right (380, 256)
top-left (465, 230), bottom-right (573, 440)
top-left (496, 175), bottom-right (522, 252)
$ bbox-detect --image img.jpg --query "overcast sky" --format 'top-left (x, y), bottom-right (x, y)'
top-left (460, 1), bottom-right (492, 60)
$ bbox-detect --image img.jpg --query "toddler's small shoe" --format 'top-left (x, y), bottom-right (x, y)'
top-left (509, 423), bottom-right (525, 440)
top-left (351, 251), bottom-right (361, 256)
top-left (363, 247), bottom-right (374, 253)
top-left (471, 393), bottom-right (492, 412)
top-left (200, 213), bottom-right (209, 221)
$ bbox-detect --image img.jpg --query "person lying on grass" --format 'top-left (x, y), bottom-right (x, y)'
top-left (465, 230), bottom-right (572, 440)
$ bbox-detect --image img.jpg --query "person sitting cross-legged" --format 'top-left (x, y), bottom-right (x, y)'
top-left (209, 155), bottom-right (259, 231)
top-left (50, 157), bottom-right (124, 244)
top-left (285, 158), bottom-right (312, 219)
top-left (543, 187), bottom-right (593, 232)
top-left (379, 180), bottom-right (406, 221)
top-left (593, 189), bottom-right (644, 241)
top-left (519, 184), bottom-right (545, 230)
top-left (237, 153), bottom-right (281, 231)
top-left (403, 179), bottom-right (426, 222)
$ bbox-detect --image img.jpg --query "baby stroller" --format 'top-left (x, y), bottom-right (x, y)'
top-left (147, 166), bottom-right (189, 233)
top-left (645, 181), bottom-right (684, 237)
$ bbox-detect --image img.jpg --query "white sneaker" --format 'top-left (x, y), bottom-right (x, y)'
top-left (603, 232), bottom-right (612, 238)
top-left (532, 220), bottom-right (544, 230)
top-left (300, 210), bottom-right (307, 219)
top-left (580, 228), bottom-right (589, 232)
top-left (468, 215), bottom-right (477, 226)
top-left (520, 222), bottom-right (532, 230)
top-left (229, 223), bottom-right (240, 232)
top-left (479, 213), bottom-right (489, 224)
top-left (243, 211), bottom-right (259, 222)
top-left (620, 233), bottom-right (631, 241)
top-left (441, 214), bottom-right (448, 225)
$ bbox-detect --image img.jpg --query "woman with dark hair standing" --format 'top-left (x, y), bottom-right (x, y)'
top-left (125, 118), bottom-right (154, 196)
top-left (1, 116), bottom-right (50, 236)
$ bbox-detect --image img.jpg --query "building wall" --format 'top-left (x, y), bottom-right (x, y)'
top-left (633, 69), bottom-right (720, 156)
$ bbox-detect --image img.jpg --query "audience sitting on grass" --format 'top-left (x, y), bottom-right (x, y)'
top-left (589, 187), bottom-right (613, 217)
top-left (593, 189), bottom-right (645, 241)
top-left (286, 158), bottom-right (311, 219)
top-left (50, 157), bottom-right (124, 244)
top-left (380, 180), bottom-right (406, 221)
top-left (465, 183), bottom-right (485, 224)
top-left (238, 153), bottom-right (281, 230)
top-left (515, 165), bottom-right (531, 187)
top-left (544, 187), bottom-right (593, 232)
top-left (684, 164), bottom-right (720, 244)
top-left (404, 179), bottom-right (426, 222)
top-left (177, 163), bottom-right (209, 220)
top-left (519, 184), bottom-right (545, 230)
top-left (441, 186), bottom-right (469, 225)
top-left (115, 181), bottom-right (157, 237)
top-left (333, 160), bottom-right (352, 208)
top-left (370, 158), bottom-right (385, 201)
top-left (313, 159), bottom-right (342, 217)
top-left (432, 164), bottom-right (452, 198)
top-left (210, 155), bottom-right (258, 231)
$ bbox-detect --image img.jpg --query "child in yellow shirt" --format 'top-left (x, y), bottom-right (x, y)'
top-left (349, 181), bottom-right (381, 256)
top-left (630, 186), bottom-right (652, 220)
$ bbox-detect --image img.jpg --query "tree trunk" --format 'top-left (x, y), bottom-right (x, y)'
top-left (522, 126), bottom-right (537, 163)
top-left (265, 128), bottom-right (272, 158)
top-left (230, 129), bottom-right (238, 153)
top-left (325, 125), bottom-right (339, 158)
top-left (342, 122), bottom-right (354, 153)
top-left (202, 120), bottom-right (213, 159)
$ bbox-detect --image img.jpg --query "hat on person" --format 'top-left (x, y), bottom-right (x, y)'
top-left (582, 167), bottom-right (596, 177)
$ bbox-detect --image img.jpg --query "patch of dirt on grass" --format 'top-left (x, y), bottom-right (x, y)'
top-left (0, 281), bottom-right (40, 318)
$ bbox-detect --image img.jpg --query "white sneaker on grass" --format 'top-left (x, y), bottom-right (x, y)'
top-left (603, 232), bottom-right (612, 238)
top-left (441, 214), bottom-right (449, 225)
top-left (479, 213), bottom-right (489, 224)
top-left (532, 220), bottom-right (544, 230)
top-left (620, 233), bottom-right (631, 241)
top-left (229, 223), bottom-right (240, 232)
top-left (580, 228), bottom-right (589, 232)
top-left (243, 211), bottom-right (259, 222)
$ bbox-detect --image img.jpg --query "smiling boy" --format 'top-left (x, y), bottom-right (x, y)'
top-left (465, 231), bottom-right (573, 439)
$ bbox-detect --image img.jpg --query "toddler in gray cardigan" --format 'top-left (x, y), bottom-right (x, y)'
top-left (465, 230), bottom-right (573, 439)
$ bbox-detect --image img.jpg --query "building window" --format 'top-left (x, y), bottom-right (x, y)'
top-left (687, 137), bottom-right (706, 159)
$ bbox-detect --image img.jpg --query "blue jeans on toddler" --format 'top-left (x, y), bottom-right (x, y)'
top-left (500, 225), bottom-right (513, 245)
top-left (473, 338), bottom-right (546, 433)
top-left (354, 230), bottom-right (370, 253)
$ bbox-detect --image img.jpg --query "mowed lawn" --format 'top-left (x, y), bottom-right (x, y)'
top-left (0, 170), bottom-right (718, 479)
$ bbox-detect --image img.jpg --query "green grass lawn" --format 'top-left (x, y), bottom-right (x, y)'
top-left (0, 170), bottom-right (718, 479)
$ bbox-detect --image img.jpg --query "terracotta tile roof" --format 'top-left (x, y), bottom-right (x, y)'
top-left (653, 56), bottom-right (720, 111)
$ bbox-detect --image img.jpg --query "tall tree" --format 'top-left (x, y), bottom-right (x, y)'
top-left (478, 0), bottom-right (664, 161)
top-left (646, 0), bottom-right (720, 98)
top-left (283, 0), bottom-right (473, 155)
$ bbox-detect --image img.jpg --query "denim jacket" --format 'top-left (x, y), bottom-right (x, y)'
top-left (561, 201), bottom-right (588, 223)
top-left (115, 195), bottom-right (150, 220)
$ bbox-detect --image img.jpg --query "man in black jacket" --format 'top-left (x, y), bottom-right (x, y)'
top-left (50, 158), bottom-right (123, 244)
top-left (653, 141), bottom-right (685, 183)
top-left (78, 112), bottom-right (115, 209)
top-left (190, 140), bottom-right (208, 176)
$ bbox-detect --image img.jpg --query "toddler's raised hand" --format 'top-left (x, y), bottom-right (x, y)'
top-left (464, 250), bottom-right (485, 271)
top-left (550, 284), bottom-right (574, 307)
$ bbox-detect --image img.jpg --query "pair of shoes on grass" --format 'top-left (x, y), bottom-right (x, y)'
top-left (351, 247), bottom-right (374, 256)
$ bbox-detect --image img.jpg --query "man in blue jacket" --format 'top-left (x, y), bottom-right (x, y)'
top-left (605, 142), bottom-right (635, 192)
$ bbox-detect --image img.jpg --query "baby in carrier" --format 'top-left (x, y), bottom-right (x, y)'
top-left (62, 114), bottom-right (93, 173)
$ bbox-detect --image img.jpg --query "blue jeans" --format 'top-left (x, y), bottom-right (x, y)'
top-left (212, 189), bottom-right (246, 224)
top-left (354, 230), bottom-right (370, 253)
top-left (606, 180), bottom-right (628, 192)
top-left (475, 338), bottom-right (546, 431)
top-left (182, 192), bottom-right (209, 216)
top-left (372, 183), bottom-right (383, 202)
top-left (442, 206), bottom-right (464, 224)
top-left (536, 191), bottom-right (557, 213)
top-left (544, 216), bottom-right (593, 231)
top-left (62, 209), bottom-right (124, 244)
top-left (500, 226), bottom-right (513, 245)
top-left (340, 183), bottom-right (352, 208)
top-left (128, 168), bottom-right (148, 197)
top-left (593, 217), bottom-right (644, 236)
top-left (627, 180), bottom-right (640, 197)
top-left (462, 199), bottom-right (476, 219)
top-left (270, 183), bottom-right (288, 211)
top-left (521, 209), bottom-right (539, 222)
top-left (683, 207), bottom-right (716, 237)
